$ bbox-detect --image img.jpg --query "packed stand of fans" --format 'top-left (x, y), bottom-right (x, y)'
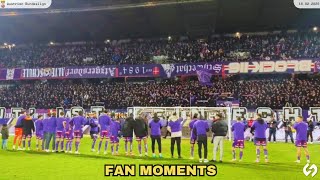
top-left (0, 32), bottom-right (319, 68)
top-left (0, 75), bottom-right (320, 109)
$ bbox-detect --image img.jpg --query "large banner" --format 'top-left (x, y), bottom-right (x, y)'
top-left (224, 60), bottom-right (317, 74)
top-left (0, 59), bottom-right (320, 80)
top-left (1, 106), bottom-right (319, 141)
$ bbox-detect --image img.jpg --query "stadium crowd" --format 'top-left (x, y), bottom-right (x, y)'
top-left (0, 32), bottom-right (319, 68)
top-left (0, 75), bottom-right (320, 109)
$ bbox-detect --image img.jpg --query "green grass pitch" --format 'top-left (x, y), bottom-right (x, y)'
top-left (0, 136), bottom-right (318, 180)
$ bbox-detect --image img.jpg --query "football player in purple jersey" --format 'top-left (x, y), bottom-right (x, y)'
top-left (34, 115), bottom-right (44, 151)
top-left (293, 116), bottom-right (310, 163)
top-left (189, 113), bottom-right (198, 159)
top-left (71, 111), bottom-right (87, 154)
top-left (250, 114), bottom-right (269, 163)
top-left (110, 117), bottom-right (121, 155)
top-left (231, 117), bottom-right (246, 162)
top-left (55, 112), bottom-right (66, 152)
top-left (97, 110), bottom-right (111, 155)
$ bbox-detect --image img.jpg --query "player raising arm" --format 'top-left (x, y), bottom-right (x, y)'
top-left (168, 112), bottom-right (187, 159)
top-left (293, 116), bottom-right (310, 163)
top-left (250, 114), bottom-right (269, 163)
top-left (192, 116), bottom-right (209, 163)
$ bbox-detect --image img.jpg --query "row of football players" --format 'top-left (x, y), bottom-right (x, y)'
top-left (11, 111), bottom-right (311, 163)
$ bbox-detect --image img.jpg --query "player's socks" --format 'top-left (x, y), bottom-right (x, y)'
top-left (13, 137), bottom-right (17, 146)
top-left (65, 142), bottom-right (69, 151)
top-left (75, 142), bottom-right (80, 151)
top-left (36, 143), bottom-right (39, 149)
top-left (263, 149), bottom-right (268, 159)
top-left (306, 155), bottom-right (310, 161)
top-left (239, 151), bottom-right (243, 160)
top-left (138, 144), bottom-right (142, 155)
top-left (55, 141), bottom-right (59, 151)
top-left (144, 144), bottom-right (148, 154)
top-left (124, 142), bottom-right (128, 153)
top-left (69, 141), bottom-right (72, 151)
top-left (18, 140), bottom-right (22, 147)
top-left (28, 140), bottom-right (31, 148)
top-left (41, 142), bottom-right (45, 150)
top-left (130, 143), bottom-right (133, 152)
top-left (190, 146), bottom-right (194, 158)
top-left (91, 139), bottom-right (96, 149)
top-left (104, 141), bottom-right (109, 152)
top-left (116, 144), bottom-right (119, 153)
top-left (98, 141), bottom-right (102, 151)
top-left (22, 140), bottom-right (26, 148)
top-left (111, 145), bottom-right (114, 155)
top-left (232, 150), bottom-right (236, 159)
top-left (60, 141), bottom-right (64, 151)
top-left (256, 149), bottom-right (260, 159)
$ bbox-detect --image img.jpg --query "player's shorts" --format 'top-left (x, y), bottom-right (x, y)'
top-left (36, 133), bottom-right (43, 140)
top-left (90, 132), bottom-right (98, 139)
top-left (15, 127), bottom-right (23, 136)
top-left (64, 131), bottom-right (73, 140)
top-left (233, 139), bottom-right (245, 148)
top-left (295, 140), bottom-right (307, 147)
top-left (110, 136), bottom-right (119, 143)
top-left (254, 138), bottom-right (267, 146)
top-left (22, 134), bottom-right (32, 139)
top-left (136, 136), bottom-right (147, 141)
top-left (56, 131), bottom-right (64, 139)
top-left (100, 131), bottom-right (109, 139)
top-left (190, 137), bottom-right (197, 144)
top-left (73, 131), bottom-right (82, 138)
top-left (123, 137), bottom-right (133, 142)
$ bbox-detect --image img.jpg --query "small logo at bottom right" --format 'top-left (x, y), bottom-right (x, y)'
top-left (303, 163), bottom-right (318, 177)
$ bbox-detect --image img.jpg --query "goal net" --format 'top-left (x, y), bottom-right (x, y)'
top-left (128, 107), bottom-right (232, 140)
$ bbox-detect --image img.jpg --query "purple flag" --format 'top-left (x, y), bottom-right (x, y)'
top-left (196, 68), bottom-right (213, 86)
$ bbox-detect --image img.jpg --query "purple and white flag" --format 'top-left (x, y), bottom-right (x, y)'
top-left (196, 67), bottom-right (213, 86)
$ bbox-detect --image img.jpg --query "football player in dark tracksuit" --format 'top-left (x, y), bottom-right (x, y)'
top-left (268, 118), bottom-right (278, 143)
top-left (133, 114), bottom-right (148, 157)
top-left (282, 120), bottom-right (294, 143)
top-left (307, 119), bottom-right (315, 144)
top-left (21, 114), bottom-right (35, 150)
top-left (121, 114), bottom-right (135, 156)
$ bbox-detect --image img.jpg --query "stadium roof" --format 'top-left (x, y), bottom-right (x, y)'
top-left (0, 0), bottom-right (319, 43)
